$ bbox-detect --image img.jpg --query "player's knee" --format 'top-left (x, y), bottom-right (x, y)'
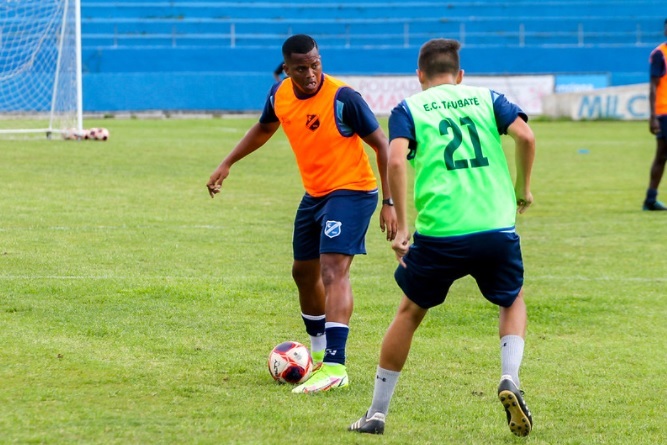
top-left (320, 263), bottom-right (349, 287)
top-left (319, 254), bottom-right (352, 286)
top-left (397, 297), bottom-right (427, 323)
top-left (320, 268), bottom-right (345, 287)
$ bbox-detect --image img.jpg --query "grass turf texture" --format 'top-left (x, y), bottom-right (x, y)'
top-left (0, 118), bottom-right (665, 444)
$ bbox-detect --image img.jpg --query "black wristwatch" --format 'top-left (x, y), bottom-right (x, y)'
top-left (382, 198), bottom-right (394, 206)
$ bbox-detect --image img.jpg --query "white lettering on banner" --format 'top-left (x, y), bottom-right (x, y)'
top-left (340, 75), bottom-right (554, 116)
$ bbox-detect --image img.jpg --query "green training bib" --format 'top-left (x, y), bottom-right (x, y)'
top-left (404, 84), bottom-right (516, 237)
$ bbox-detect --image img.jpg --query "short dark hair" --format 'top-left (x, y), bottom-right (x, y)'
top-left (418, 39), bottom-right (461, 78)
top-left (282, 34), bottom-right (318, 59)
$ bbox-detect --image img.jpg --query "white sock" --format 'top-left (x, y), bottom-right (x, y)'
top-left (301, 313), bottom-right (326, 354)
top-left (500, 335), bottom-right (524, 388)
top-left (368, 366), bottom-right (401, 417)
top-left (310, 334), bottom-right (326, 354)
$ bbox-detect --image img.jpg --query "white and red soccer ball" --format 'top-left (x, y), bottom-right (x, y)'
top-left (62, 127), bottom-right (110, 141)
top-left (85, 127), bottom-right (110, 141)
top-left (267, 341), bottom-right (313, 384)
top-left (61, 128), bottom-right (84, 140)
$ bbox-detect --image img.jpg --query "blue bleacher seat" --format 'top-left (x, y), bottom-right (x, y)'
top-left (77, 0), bottom-right (667, 112)
top-left (81, 1), bottom-right (665, 51)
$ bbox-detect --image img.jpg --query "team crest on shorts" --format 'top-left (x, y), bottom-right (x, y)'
top-left (324, 220), bottom-right (342, 238)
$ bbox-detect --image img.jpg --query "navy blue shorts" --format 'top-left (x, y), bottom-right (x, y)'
top-left (293, 190), bottom-right (378, 261)
top-left (394, 230), bottom-right (524, 308)
top-left (657, 115), bottom-right (667, 140)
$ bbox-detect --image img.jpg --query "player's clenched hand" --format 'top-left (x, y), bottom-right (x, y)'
top-left (206, 164), bottom-right (230, 198)
top-left (650, 116), bottom-right (660, 135)
top-left (516, 191), bottom-right (534, 214)
top-left (392, 229), bottom-right (411, 267)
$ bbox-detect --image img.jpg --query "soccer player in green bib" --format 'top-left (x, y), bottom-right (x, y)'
top-left (349, 39), bottom-right (536, 437)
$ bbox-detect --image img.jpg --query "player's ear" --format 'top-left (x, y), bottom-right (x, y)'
top-left (456, 69), bottom-right (464, 84)
top-left (417, 69), bottom-right (426, 87)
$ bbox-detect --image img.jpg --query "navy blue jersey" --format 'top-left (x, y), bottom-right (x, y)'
top-left (260, 75), bottom-right (379, 138)
top-left (388, 89), bottom-right (527, 145)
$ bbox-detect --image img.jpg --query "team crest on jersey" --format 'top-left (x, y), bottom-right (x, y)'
top-left (306, 114), bottom-right (320, 131)
top-left (324, 220), bottom-right (342, 238)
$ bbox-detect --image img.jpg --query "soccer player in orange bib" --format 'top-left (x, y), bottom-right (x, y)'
top-left (207, 34), bottom-right (397, 393)
top-left (643, 18), bottom-right (667, 211)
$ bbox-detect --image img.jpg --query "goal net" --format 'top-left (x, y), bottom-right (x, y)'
top-left (0, 0), bottom-right (82, 138)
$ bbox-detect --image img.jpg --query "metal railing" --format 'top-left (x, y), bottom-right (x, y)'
top-left (81, 18), bottom-right (663, 49)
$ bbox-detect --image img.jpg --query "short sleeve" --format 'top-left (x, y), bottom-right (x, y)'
top-left (336, 87), bottom-right (380, 138)
top-left (490, 90), bottom-right (527, 135)
top-left (259, 82), bottom-right (282, 124)
top-left (650, 48), bottom-right (666, 78)
top-left (388, 100), bottom-right (415, 142)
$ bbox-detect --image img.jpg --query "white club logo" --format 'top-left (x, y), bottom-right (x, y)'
top-left (324, 220), bottom-right (342, 238)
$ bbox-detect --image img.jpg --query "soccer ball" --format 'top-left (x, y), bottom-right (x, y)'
top-left (61, 128), bottom-right (84, 140)
top-left (87, 127), bottom-right (110, 141)
top-left (267, 341), bottom-right (313, 384)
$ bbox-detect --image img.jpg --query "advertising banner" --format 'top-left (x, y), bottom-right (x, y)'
top-left (340, 75), bottom-right (555, 116)
top-left (542, 84), bottom-right (649, 120)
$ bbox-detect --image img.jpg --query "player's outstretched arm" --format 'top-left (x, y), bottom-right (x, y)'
top-left (363, 127), bottom-right (397, 241)
top-left (507, 117), bottom-right (535, 214)
top-left (207, 121), bottom-right (280, 198)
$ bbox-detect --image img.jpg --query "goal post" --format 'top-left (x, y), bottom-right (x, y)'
top-left (0, 0), bottom-right (83, 138)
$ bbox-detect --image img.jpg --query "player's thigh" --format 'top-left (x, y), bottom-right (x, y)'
top-left (657, 115), bottom-right (667, 142)
top-left (394, 234), bottom-right (468, 309)
top-left (656, 117), bottom-right (667, 161)
top-left (318, 192), bottom-right (377, 255)
top-left (471, 231), bottom-right (524, 307)
top-left (293, 195), bottom-right (322, 261)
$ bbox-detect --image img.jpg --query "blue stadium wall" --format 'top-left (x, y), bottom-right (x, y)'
top-left (79, 1), bottom-right (667, 113)
top-left (82, 46), bottom-right (654, 113)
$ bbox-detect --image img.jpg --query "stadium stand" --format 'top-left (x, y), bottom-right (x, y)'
top-left (79, 0), bottom-right (666, 112)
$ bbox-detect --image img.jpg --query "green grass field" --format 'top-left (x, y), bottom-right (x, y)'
top-left (1, 118), bottom-right (666, 444)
